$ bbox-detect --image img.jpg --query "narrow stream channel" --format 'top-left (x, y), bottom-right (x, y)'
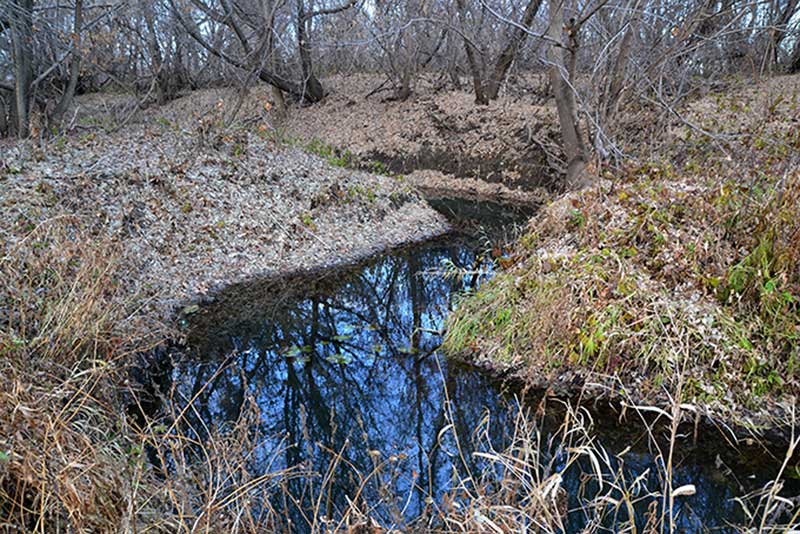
top-left (151, 198), bottom-right (798, 532)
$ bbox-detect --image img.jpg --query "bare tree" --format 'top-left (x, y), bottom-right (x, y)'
top-left (768, 0), bottom-right (800, 67)
top-left (364, 0), bottom-right (448, 100)
top-left (51, 0), bottom-right (83, 122)
top-left (168, 0), bottom-right (356, 103)
top-left (170, 0), bottom-right (313, 101)
top-left (455, 0), bottom-right (546, 104)
top-left (9, 0), bottom-right (33, 137)
top-left (485, 0), bottom-right (545, 99)
top-left (547, 0), bottom-right (590, 187)
top-left (0, 0), bottom-right (795, 156)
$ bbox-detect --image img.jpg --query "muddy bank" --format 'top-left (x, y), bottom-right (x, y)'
top-left (405, 169), bottom-right (546, 205)
top-left (361, 144), bottom-right (549, 190)
top-left (466, 357), bottom-right (798, 474)
top-left (282, 75), bottom-right (560, 195)
top-left (460, 348), bottom-right (798, 449)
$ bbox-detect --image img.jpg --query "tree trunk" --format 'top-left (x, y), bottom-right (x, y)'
top-left (260, 0), bottom-right (287, 118)
top-left (10, 0), bottom-right (33, 137)
top-left (397, 69), bottom-right (413, 101)
top-left (791, 39), bottom-right (800, 73)
top-left (485, 0), bottom-right (544, 100)
top-left (771, 0), bottom-right (799, 68)
top-left (52, 0), bottom-right (83, 124)
top-left (142, 0), bottom-right (168, 104)
top-left (296, 0), bottom-right (325, 102)
top-left (455, 0), bottom-right (487, 104)
top-left (390, 13), bottom-right (414, 101)
top-left (547, 0), bottom-right (589, 188)
top-left (0, 88), bottom-right (10, 136)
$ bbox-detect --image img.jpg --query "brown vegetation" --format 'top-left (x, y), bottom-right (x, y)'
top-left (0, 222), bottom-right (155, 530)
top-left (444, 73), bottom-right (800, 438)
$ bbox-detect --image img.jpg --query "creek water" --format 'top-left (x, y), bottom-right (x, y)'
top-left (155, 198), bottom-right (797, 532)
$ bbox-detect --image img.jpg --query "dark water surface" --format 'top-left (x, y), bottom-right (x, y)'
top-left (158, 199), bottom-right (798, 532)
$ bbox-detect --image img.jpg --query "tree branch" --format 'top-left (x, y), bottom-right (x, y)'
top-left (303, 0), bottom-right (357, 21)
top-left (478, 0), bottom-right (564, 48)
top-left (31, 3), bottom-right (125, 88)
top-left (169, 0), bottom-right (305, 98)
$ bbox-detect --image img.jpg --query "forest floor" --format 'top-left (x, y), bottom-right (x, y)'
top-left (444, 73), bottom-right (800, 442)
top-left (0, 123), bottom-right (448, 326)
top-left (120, 73), bottom-right (560, 205)
top-left (0, 70), bottom-right (565, 333)
top-left (2, 71), bottom-right (800, 530)
top-left (281, 74), bottom-right (557, 203)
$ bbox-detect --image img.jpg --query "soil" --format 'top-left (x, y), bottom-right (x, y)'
top-left (81, 73), bottom-right (561, 203)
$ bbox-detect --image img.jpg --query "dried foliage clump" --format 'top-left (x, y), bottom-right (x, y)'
top-left (0, 220), bottom-right (306, 532)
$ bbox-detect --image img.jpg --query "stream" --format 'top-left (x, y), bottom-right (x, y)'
top-left (150, 198), bottom-right (798, 532)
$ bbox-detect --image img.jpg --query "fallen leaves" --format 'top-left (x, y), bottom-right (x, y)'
top-left (1, 121), bottom-right (449, 326)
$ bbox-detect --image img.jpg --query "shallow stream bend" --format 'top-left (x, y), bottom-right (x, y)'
top-left (148, 198), bottom-right (798, 532)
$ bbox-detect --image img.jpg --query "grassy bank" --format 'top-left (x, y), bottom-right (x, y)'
top-left (444, 75), bottom-right (800, 434)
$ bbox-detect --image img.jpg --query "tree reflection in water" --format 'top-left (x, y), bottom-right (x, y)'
top-left (164, 231), bottom-right (795, 532)
top-left (177, 238), bottom-right (505, 524)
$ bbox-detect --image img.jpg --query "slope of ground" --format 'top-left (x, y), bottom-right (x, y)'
top-left (444, 74), bottom-right (800, 439)
top-left (1, 124), bottom-right (448, 323)
top-left (281, 74), bottom-right (559, 196)
top-left (83, 74), bottom-right (559, 203)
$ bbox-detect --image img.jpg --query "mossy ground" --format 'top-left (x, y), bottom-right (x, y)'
top-left (444, 75), bottom-right (800, 430)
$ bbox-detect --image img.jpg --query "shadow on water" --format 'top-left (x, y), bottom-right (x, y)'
top-left (149, 198), bottom-right (798, 532)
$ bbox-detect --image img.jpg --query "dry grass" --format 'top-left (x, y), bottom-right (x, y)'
top-left (108, 354), bottom-right (800, 533)
top-left (0, 217), bottom-right (301, 532)
top-left (0, 219), bottom-right (159, 531)
top-left (0, 224), bottom-right (796, 532)
top-left (443, 74), bottom-right (800, 433)
top-left (436, 326), bottom-right (800, 533)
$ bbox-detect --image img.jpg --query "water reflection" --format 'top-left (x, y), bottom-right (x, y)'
top-left (167, 225), bottom-right (796, 532)
top-left (178, 238), bottom-right (510, 524)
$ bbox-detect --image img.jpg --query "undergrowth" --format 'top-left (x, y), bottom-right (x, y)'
top-left (0, 220), bottom-right (156, 531)
top-left (444, 84), bottom-right (800, 425)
